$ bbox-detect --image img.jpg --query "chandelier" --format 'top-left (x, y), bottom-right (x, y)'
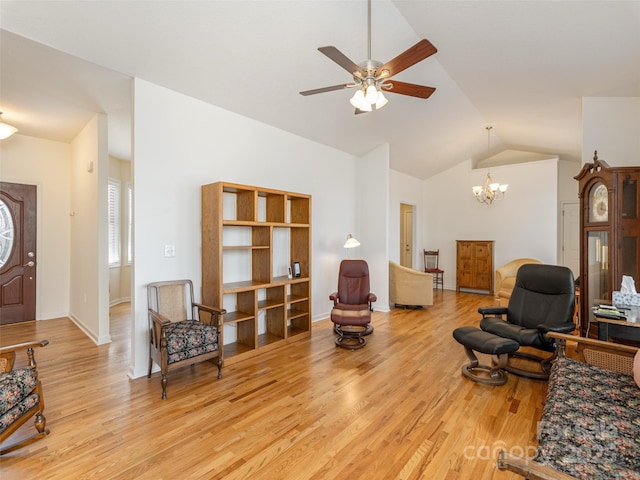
top-left (472, 126), bottom-right (508, 205)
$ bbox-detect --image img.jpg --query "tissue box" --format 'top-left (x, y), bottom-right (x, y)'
top-left (612, 291), bottom-right (640, 307)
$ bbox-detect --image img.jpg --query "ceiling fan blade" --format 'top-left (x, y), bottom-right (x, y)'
top-left (377, 39), bottom-right (437, 78)
top-left (383, 80), bottom-right (436, 99)
top-left (318, 46), bottom-right (364, 77)
top-left (354, 108), bottom-right (369, 115)
top-left (299, 83), bottom-right (356, 96)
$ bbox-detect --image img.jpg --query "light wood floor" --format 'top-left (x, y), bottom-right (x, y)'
top-left (0, 291), bottom-right (548, 479)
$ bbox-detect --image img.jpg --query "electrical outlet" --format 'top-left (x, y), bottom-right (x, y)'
top-left (164, 245), bottom-right (176, 257)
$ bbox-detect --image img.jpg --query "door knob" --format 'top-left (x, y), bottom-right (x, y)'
top-left (23, 261), bottom-right (35, 267)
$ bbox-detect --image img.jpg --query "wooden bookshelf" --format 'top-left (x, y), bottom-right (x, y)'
top-left (201, 182), bottom-right (312, 365)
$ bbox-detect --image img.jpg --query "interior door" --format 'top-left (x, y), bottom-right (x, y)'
top-left (0, 182), bottom-right (37, 324)
top-left (400, 203), bottom-right (414, 268)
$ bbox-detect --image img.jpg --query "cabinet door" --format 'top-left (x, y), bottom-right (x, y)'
top-left (474, 242), bottom-right (492, 290)
top-left (620, 177), bottom-right (639, 282)
top-left (457, 242), bottom-right (473, 289)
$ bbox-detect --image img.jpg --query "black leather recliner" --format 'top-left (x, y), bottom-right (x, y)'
top-left (479, 263), bottom-right (576, 379)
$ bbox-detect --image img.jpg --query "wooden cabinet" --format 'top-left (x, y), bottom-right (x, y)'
top-left (201, 182), bottom-right (311, 365)
top-left (575, 152), bottom-right (640, 336)
top-left (456, 240), bottom-right (494, 294)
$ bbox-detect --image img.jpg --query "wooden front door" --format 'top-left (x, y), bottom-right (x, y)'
top-left (0, 182), bottom-right (37, 324)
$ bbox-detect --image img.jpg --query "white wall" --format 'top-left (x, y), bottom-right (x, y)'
top-left (131, 79), bottom-right (360, 378)
top-left (582, 97), bottom-right (640, 166)
top-left (0, 134), bottom-right (71, 319)
top-left (421, 159), bottom-right (560, 290)
top-left (358, 144), bottom-right (390, 311)
top-left (69, 113), bottom-right (111, 345)
top-left (389, 169), bottom-right (424, 268)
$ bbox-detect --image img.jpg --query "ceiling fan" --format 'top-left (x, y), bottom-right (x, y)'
top-left (299, 0), bottom-right (437, 114)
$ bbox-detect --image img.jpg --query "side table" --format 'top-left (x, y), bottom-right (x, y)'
top-left (593, 306), bottom-right (640, 342)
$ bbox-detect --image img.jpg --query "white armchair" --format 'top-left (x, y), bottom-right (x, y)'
top-left (389, 261), bottom-right (433, 307)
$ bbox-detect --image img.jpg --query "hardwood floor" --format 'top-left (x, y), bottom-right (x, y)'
top-left (0, 291), bottom-right (547, 479)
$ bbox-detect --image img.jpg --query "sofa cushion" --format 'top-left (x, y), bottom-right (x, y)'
top-left (165, 320), bottom-right (219, 364)
top-left (535, 356), bottom-right (640, 479)
top-left (0, 392), bottom-right (39, 434)
top-left (0, 367), bottom-right (37, 417)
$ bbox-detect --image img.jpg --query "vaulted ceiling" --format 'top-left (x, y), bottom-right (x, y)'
top-left (1, 1), bottom-right (639, 179)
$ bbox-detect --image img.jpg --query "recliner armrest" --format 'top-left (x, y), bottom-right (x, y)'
top-left (329, 292), bottom-right (338, 304)
top-left (367, 293), bottom-right (377, 311)
top-left (538, 323), bottom-right (576, 334)
top-left (478, 306), bottom-right (508, 317)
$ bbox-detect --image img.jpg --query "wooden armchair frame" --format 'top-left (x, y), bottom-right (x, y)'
top-left (147, 280), bottom-right (226, 399)
top-left (0, 340), bottom-right (50, 455)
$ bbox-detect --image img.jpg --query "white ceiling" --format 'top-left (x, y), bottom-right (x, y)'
top-left (1, 1), bottom-right (639, 179)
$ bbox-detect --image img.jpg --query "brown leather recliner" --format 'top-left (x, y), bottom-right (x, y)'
top-left (329, 259), bottom-right (377, 349)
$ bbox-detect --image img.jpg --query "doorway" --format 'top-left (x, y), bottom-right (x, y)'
top-left (400, 203), bottom-right (414, 268)
top-left (0, 182), bottom-right (37, 324)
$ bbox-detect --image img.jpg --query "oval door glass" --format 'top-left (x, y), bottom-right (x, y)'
top-left (0, 199), bottom-right (14, 268)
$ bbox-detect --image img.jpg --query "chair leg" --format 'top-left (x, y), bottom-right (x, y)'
top-left (161, 374), bottom-right (168, 400)
top-left (0, 404), bottom-right (49, 455)
top-left (334, 325), bottom-right (367, 350)
top-left (502, 351), bottom-right (552, 380)
top-left (335, 335), bottom-right (366, 350)
top-left (217, 356), bottom-right (222, 379)
top-left (463, 345), bottom-right (480, 368)
top-left (460, 347), bottom-right (509, 386)
top-left (334, 324), bottom-right (374, 336)
top-left (0, 427), bottom-right (49, 455)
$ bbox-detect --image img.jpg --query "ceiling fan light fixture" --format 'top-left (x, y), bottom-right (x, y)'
top-left (359, 100), bottom-right (372, 112)
top-left (365, 84), bottom-right (378, 104)
top-left (350, 89), bottom-right (366, 109)
top-left (299, 0), bottom-right (437, 113)
top-left (0, 112), bottom-right (18, 140)
top-left (375, 90), bottom-right (388, 109)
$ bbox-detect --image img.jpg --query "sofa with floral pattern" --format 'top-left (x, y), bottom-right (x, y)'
top-left (498, 332), bottom-right (640, 480)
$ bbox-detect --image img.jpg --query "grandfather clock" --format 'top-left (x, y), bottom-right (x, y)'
top-left (575, 151), bottom-right (640, 336)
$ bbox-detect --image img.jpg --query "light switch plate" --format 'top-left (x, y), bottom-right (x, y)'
top-left (164, 245), bottom-right (176, 257)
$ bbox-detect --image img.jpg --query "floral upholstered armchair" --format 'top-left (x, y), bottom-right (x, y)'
top-left (147, 280), bottom-right (225, 399)
top-left (0, 340), bottom-right (50, 455)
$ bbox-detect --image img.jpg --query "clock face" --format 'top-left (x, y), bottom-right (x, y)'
top-left (589, 182), bottom-right (608, 222)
